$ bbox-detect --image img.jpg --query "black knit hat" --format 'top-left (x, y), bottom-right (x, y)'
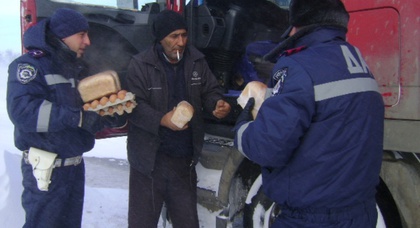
top-left (289, 0), bottom-right (349, 29)
top-left (152, 10), bottom-right (187, 41)
top-left (49, 8), bottom-right (89, 39)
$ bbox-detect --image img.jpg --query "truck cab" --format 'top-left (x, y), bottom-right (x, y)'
top-left (20, 0), bottom-right (420, 227)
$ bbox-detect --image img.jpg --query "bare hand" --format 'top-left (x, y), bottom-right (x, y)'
top-left (160, 107), bottom-right (189, 131)
top-left (212, 100), bottom-right (231, 119)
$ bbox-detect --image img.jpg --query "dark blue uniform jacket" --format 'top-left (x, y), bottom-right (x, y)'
top-left (236, 27), bottom-right (384, 212)
top-left (7, 19), bottom-right (94, 158)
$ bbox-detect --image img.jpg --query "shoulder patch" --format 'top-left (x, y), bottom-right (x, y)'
top-left (17, 63), bottom-right (38, 84)
top-left (272, 67), bottom-right (288, 96)
top-left (282, 46), bottom-right (307, 56)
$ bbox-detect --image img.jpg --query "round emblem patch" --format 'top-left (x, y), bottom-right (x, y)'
top-left (17, 63), bottom-right (38, 84)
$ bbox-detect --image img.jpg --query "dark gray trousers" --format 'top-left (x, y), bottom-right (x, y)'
top-left (128, 152), bottom-right (199, 228)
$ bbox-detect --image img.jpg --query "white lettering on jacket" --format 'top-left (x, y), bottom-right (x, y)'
top-left (341, 45), bottom-right (370, 74)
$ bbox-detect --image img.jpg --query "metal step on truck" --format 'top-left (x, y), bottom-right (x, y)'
top-left (21, 0), bottom-right (419, 227)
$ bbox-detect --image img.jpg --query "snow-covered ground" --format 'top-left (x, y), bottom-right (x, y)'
top-left (0, 147), bottom-right (221, 228)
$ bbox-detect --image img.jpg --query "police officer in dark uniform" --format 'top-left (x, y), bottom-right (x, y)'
top-left (7, 8), bottom-right (124, 227)
top-left (234, 0), bottom-right (384, 227)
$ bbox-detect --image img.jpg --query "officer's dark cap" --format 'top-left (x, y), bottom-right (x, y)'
top-left (289, 0), bottom-right (349, 29)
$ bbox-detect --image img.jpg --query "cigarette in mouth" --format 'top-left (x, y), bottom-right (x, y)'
top-left (177, 50), bottom-right (180, 61)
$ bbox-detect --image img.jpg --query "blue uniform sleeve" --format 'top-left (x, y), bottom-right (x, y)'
top-left (235, 57), bottom-right (316, 168)
top-left (7, 61), bottom-right (81, 133)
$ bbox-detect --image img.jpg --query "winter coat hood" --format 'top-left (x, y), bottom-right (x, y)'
top-left (24, 19), bottom-right (52, 52)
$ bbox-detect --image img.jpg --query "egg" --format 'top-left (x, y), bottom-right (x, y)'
top-left (108, 106), bottom-right (114, 114)
top-left (117, 90), bottom-right (127, 100)
top-left (125, 101), bottom-right (133, 108)
top-left (99, 96), bottom-right (109, 106)
top-left (98, 109), bottom-right (105, 116)
top-left (83, 103), bottom-right (91, 111)
top-left (109, 94), bottom-right (118, 103)
top-left (90, 100), bottom-right (99, 109)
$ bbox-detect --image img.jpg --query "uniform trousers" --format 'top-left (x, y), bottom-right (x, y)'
top-left (21, 159), bottom-right (85, 228)
top-left (273, 200), bottom-right (378, 228)
top-left (128, 152), bottom-right (199, 228)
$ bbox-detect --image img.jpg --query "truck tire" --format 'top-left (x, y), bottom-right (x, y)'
top-left (375, 178), bottom-right (402, 228)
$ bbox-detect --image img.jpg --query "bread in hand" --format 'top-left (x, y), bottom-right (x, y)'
top-left (237, 81), bottom-right (268, 119)
top-left (171, 101), bottom-right (194, 128)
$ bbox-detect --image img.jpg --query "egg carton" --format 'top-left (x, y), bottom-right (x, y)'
top-left (86, 92), bottom-right (137, 116)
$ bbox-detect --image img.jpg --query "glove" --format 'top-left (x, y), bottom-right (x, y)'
top-left (252, 57), bottom-right (275, 81)
top-left (81, 111), bottom-right (104, 134)
top-left (232, 97), bottom-right (255, 132)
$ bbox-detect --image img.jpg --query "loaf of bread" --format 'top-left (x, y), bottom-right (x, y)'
top-left (171, 101), bottom-right (194, 128)
top-left (237, 81), bottom-right (268, 119)
top-left (78, 70), bottom-right (121, 102)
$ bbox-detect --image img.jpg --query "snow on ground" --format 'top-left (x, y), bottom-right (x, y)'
top-left (0, 149), bottom-right (220, 228)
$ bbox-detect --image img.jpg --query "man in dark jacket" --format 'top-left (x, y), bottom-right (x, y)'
top-left (126, 10), bottom-right (231, 228)
top-left (234, 0), bottom-right (384, 227)
top-left (7, 8), bottom-right (124, 228)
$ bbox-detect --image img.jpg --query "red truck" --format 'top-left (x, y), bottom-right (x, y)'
top-left (20, 0), bottom-right (419, 227)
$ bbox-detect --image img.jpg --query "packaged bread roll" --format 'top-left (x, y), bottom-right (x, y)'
top-left (78, 70), bottom-right (121, 102)
top-left (171, 101), bottom-right (194, 128)
top-left (237, 81), bottom-right (268, 119)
